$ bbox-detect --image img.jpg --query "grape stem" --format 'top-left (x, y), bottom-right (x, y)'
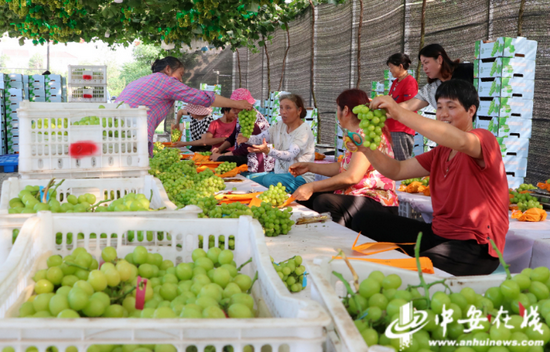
top-left (237, 257), bottom-right (252, 271)
top-left (66, 262), bottom-right (89, 271)
top-left (247, 271), bottom-right (259, 294)
top-left (488, 238), bottom-right (511, 280)
top-left (149, 207), bottom-right (166, 211)
top-left (335, 248), bottom-right (359, 291)
top-left (46, 179), bottom-right (65, 203)
top-left (414, 232), bottom-right (432, 309)
top-left (41, 178), bottom-right (57, 203)
top-left (332, 271), bottom-right (363, 318)
top-left (90, 199), bottom-right (114, 211)
top-left (110, 286), bottom-right (136, 303)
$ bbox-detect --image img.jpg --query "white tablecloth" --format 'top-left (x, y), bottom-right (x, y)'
top-left (397, 190), bottom-right (550, 272)
top-left (530, 239), bottom-right (550, 268)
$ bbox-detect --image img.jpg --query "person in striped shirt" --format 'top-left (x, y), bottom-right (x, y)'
top-left (115, 56), bottom-right (253, 156)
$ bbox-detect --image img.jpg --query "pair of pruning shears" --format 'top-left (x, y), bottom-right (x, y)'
top-left (344, 131), bottom-right (364, 153)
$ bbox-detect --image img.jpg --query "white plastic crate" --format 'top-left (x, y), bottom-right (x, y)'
top-left (0, 175), bottom-right (204, 265)
top-left (308, 257), bottom-right (508, 352)
top-left (17, 101), bottom-right (149, 178)
top-left (68, 84), bottom-right (108, 103)
top-left (68, 65), bottom-right (107, 85)
top-left (0, 213), bottom-right (330, 351)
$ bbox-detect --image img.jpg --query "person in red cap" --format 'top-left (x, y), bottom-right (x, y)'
top-left (172, 104), bottom-right (214, 152)
top-left (210, 88), bottom-right (275, 173)
top-left (115, 56), bottom-right (253, 156)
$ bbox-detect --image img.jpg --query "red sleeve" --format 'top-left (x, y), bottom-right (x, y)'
top-left (470, 129), bottom-right (500, 170)
top-left (401, 76), bottom-right (418, 102)
top-left (207, 120), bottom-right (217, 135)
top-left (415, 147), bottom-right (437, 173)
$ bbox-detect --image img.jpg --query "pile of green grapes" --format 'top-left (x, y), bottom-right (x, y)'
top-left (20, 246), bottom-right (257, 320)
top-left (208, 203), bottom-right (254, 219)
top-left (250, 202), bottom-right (294, 237)
top-left (352, 104), bottom-right (388, 150)
top-left (339, 266), bottom-right (550, 349)
top-left (258, 183), bottom-right (288, 207)
top-left (197, 151), bottom-right (212, 156)
top-left (509, 191), bottom-right (543, 211)
top-left (238, 110), bottom-right (257, 138)
top-left (271, 256), bottom-right (306, 293)
top-left (518, 183), bottom-right (537, 192)
top-left (8, 184), bottom-right (155, 215)
top-left (401, 177), bottom-right (429, 186)
top-left (72, 116), bottom-right (100, 126)
top-left (215, 162), bottom-right (237, 175)
top-left (149, 148), bottom-right (181, 176)
top-left (171, 129), bottom-right (182, 143)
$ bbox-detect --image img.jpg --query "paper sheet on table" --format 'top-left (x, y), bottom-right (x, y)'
top-left (332, 256), bottom-right (434, 274)
top-left (192, 154), bottom-right (211, 163)
top-left (352, 233), bottom-right (415, 256)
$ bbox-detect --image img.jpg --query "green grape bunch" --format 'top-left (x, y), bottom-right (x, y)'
top-left (153, 142), bottom-right (165, 155)
top-left (238, 109), bottom-right (257, 138)
top-left (250, 202), bottom-right (294, 237)
top-left (509, 189), bottom-right (542, 211)
top-left (352, 104), bottom-right (388, 150)
top-left (215, 162), bottom-right (237, 175)
top-left (338, 265), bottom-right (550, 349)
top-left (20, 245), bottom-right (258, 320)
top-left (518, 183), bottom-right (537, 191)
top-left (258, 183), bottom-right (288, 207)
top-left (171, 129), bottom-right (182, 143)
top-left (271, 255), bottom-right (306, 293)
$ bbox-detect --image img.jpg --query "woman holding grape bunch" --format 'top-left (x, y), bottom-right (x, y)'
top-left (210, 89), bottom-right (275, 173)
top-left (115, 57), bottom-right (253, 157)
top-left (289, 89), bottom-right (398, 229)
top-left (236, 94), bottom-right (315, 193)
top-left (352, 80), bottom-right (508, 276)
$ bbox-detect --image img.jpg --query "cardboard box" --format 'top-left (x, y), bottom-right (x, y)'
top-left (7, 73), bottom-right (23, 82)
top-left (4, 81), bottom-right (24, 90)
top-left (497, 135), bottom-right (529, 158)
top-left (502, 155), bottom-right (528, 178)
top-left (413, 133), bottom-right (423, 146)
top-left (478, 98), bottom-right (500, 117)
top-left (413, 144), bottom-right (423, 157)
top-left (478, 77), bottom-right (534, 99)
top-left (4, 89), bottom-right (23, 103)
top-left (46, 95), bottom-right (63, 102)
top-left (475, 37), bottom-right (538, 60)
top-left (506, 175), bottom-right (524, 189)
top-left (475, 116), bottom-right (499, 136)
top-left (498, 116), bottom-right (532, 138)
top-left (476, 57), bottom-right (536, 79)
top-left (499, 97), bottom-right (533, 119)
top-left (6, 127), bottom-right (19, 137)
top-left (45, 74), bottom-right (62, 85)
top-left (46, 86), bottom-right (63, 96)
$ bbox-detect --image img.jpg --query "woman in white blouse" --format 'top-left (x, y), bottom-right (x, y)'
top-left (237, 93), bottom-right (315, 193)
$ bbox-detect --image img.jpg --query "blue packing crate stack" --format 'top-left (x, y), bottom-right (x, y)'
top-left (474, 37), bottom-right (537, 189)
top-left (0, 154), bottom-right (18, 173)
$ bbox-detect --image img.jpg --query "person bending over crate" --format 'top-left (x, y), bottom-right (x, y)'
top-left (351, 80), bottom-right (508, 276)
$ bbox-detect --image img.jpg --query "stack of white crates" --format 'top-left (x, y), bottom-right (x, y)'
top-left (3, 74), bottom-right (26, 155)
top-left (474, 37), bottom-right (537, 189)
top-left (67, 65), bottom-right (108, 103)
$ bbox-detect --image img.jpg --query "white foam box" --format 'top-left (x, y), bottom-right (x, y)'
top-left (371, 81), bottom-right (384, 93)
top-left (413, 144), bottom-right (423, 156)
top-left (507, 175), bottom-right (524, 189)
top-left (475, 115), bottom-right (499, 136)
top-left (7, 74), bottom-right (23, 82)
top-left (4, 81), bottom-right (23, 90)
top-left (4, 89), bottom-right (23, 103)
top-left (413, 132), bottom-right (423, 145)
top-left (499, 97), bottom-right (533, 119)
top-left (498, 116), bottom-right (532, 138)
top-left (478, 97), bottom-right (500, 117)
top-left (475, 37), bottom-right (538, 60)
top-left (6, 127), bottom-right (18, 137)
top-left (45, 86), bottom-right (63, 96)
top-left (5, 101), bottom-right (20, 114)
top-left (46, 94), bottom-right (63, 102)
top-left (497, 135), bottom-right (529, 158)
top-left (502, 154), bottom-right (528, 177)
top-left (29, 94), bottom-right (46, 102)
top-left (31, 75), bottom-right (45, 87)
top-left (477, 77), bottom-right (534, 99)
top-left (44, 74), bottom-right (62, 86)
top-left (6, 135), bottom-right (19, 145)
top-left (476, 57), bottom-right (536, 79)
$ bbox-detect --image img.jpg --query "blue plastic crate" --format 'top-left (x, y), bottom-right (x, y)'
top-left (0, 154), bottom-right (18, 173)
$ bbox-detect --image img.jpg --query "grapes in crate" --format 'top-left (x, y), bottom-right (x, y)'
top-left (171, 128), bottom-right (182, 143)
top-left (272, 255), bottom-right (306, 293)
top-left (238, 109), bottom-right (257, 138)
top-left (72, 116), bottom-right (100, 126)
top-left (215, 162), bottom-right (237, 175)
top-left (20, 245), bottom-right (258, 320)
top-left (258, 183), bottom-right (288, 207)
top-left (8, 182), bottom-right (157, 216)
top-left (352, 104), bottom-right (387, 150)
top-left (334, 245), bottom-right (550, 349)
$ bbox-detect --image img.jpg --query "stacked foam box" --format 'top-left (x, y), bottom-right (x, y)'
top-left (411, 105), bottom-right (437, 157)
top-left (334, 111), bottom-right (344, 158)
top-left (199, 83), bottom-right (222, 117)
top-left (4, 74), bottom-right (26, 155)
top-left (29, 75), bottom-right (46, 103)
top-left (45, 74), bottom-right (64, 102)
top-left (0, 77), bottom-right (5, 155)
top-left (370, 81), bottom-right (384, 99)
top-left (474, 37), bottom-right (537, 189)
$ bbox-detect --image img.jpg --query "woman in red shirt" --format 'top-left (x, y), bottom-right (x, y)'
top-left (386, 53), bottom-right (418, 160)
top-left (352, 80), bottom-right (508, 276)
